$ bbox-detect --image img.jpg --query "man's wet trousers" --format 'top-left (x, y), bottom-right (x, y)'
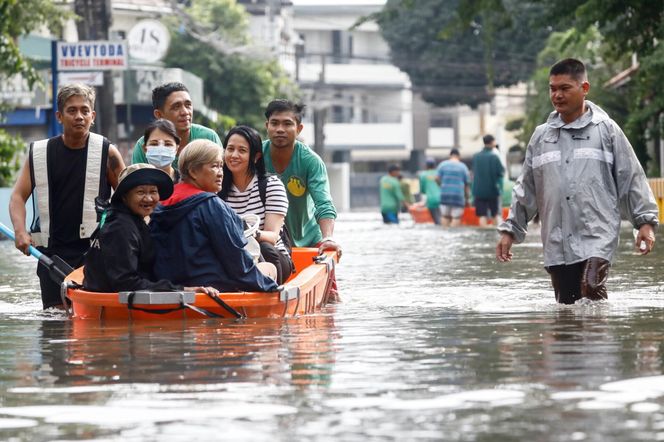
top-left (546, 257), bottom-right (610, 304)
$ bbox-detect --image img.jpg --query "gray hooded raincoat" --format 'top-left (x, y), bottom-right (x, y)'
top-left (499, 101), bottom-right (659, 267)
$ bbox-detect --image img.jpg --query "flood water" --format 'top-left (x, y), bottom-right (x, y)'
top-left (0, 212), bottom-right (663, 441)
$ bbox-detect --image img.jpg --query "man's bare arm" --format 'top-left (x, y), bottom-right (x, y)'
top-left (9, 158), bottom-right (34, 255)
top-left (107, 144), bottom-right (126, 190)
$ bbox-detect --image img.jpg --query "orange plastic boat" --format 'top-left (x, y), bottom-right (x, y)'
top-left (408, 205), bottom-right (509, 226)
top-left (64, 248), bottom-right (338, 320)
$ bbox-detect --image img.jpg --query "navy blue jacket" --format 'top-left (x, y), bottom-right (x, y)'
top-left (150, 192), bottom-right (278, 292)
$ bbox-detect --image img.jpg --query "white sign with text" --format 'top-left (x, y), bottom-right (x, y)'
top-left (128, 20), bottom-right (170, 63)
top-left (57, 41), bottom-right (127, 71)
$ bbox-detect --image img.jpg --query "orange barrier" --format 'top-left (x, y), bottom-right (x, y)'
top-left (65, 248), bottom-right (338, 320)
top-left (649, 178), bottom-right (664, 224)
top-left (409, 205), bottom-right (509, 226)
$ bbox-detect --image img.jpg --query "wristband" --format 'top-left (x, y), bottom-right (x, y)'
top-left (320, 236), bottom-right (335, 243)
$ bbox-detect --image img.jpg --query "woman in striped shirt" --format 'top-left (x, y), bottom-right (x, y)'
top-left (219, 126), bottom-right (294, 284)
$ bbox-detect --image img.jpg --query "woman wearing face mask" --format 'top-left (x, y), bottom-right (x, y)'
top-left (143, 119), bottom-right (179, 180)
top-left (219, 126), bottom-right (293, 285)
top-left (83, 163), bottom-right (218, 296)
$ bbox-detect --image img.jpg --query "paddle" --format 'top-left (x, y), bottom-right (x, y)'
top-left (0, 222), bottom-right (74, 285)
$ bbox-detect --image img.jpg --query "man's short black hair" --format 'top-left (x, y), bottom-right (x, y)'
top-left (265, 99), bottom-right (306, 124)
top-left (450, 148), bottom-right (460, 157)
top-left (388, 164), bottom-right (401, 173)
top-left (482, 134), bottom-right (495, 145)
top-left (549, 58), bottom-right (587, 82)
top-left (152, 82), bottom-right (189, 110)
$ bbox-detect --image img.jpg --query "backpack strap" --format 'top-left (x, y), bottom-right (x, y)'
top-left (258, 175), bottom-right (268, 206)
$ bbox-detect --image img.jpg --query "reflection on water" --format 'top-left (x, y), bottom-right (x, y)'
top-left (0, 213), bottom-right (663, 441)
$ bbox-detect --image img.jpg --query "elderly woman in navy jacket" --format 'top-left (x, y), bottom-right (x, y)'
top-left (149, 139), bottom-right (278, 292)
top-left (83, 164), bottom-right (217, 295)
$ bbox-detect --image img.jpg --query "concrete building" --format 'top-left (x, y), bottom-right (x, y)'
top-left (0, 0), bottom-right (213, 161)
top-left (242, 0), bottom-right (526, 207)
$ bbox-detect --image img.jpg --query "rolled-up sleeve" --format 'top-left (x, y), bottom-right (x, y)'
top-left (308, 158), bottom-right (337, 221)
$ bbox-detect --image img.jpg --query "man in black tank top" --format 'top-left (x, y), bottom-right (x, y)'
top-left (8, 84), bottom-right (125, 309)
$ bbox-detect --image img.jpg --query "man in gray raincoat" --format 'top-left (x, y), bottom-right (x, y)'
top-left (495, 58), bottom-right (659, 304)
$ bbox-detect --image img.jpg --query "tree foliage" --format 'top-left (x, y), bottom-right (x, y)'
top-left (0, 0), bottom-right (71, 89)
top-left (375, 0), bottom-right (552, 108)
top-left (520, 27), bottom-right (628, 145)
top-left (164, 0), bottom-right (298, 131)
top-left (0, 0), bottom-right (72, 186)
top-left (0, 129), bottom-right (23, 187)
top-left (535, 0), bottom-right (664, 174)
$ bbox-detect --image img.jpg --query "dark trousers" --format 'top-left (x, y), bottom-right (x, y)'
top-left (36, 247), bottom-right (84, 309)
top-left (428, 207), bottom-right (441, 225)
top-left (260, 242), bottom-right (294, 285)
top-left (546, 257), bottom-right (610, 304)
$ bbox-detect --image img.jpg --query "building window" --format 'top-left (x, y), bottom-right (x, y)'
top-left (430, 114), bottom-right (453, 128)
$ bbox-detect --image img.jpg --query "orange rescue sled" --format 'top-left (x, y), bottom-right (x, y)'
top-left (409, 205), bottom-right (509, 226)
top-left (65, 248), bottom-right (338, 320)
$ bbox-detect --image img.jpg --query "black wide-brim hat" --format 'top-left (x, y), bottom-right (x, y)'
top-left (111, 163), bottom-right (174, 203)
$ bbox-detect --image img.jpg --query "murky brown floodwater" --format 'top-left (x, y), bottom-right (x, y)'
top-left (0, 212), bottom-right (663, 441)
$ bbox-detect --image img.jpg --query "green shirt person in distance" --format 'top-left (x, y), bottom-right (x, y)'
top-left (131, 82), bottom-right (221, 169)
top-left (380, 164), bottom-right (405, 224)
top-left (418, 158), bottom-right (442, 224)
top-left (262, 99), bottom-right (340, 256)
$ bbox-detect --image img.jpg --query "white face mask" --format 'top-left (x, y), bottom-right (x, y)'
top-left (146, 141), bottom-right (176, 168)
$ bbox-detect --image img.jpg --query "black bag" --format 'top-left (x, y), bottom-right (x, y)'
top-left (258, 176), bottom-right (294, 256)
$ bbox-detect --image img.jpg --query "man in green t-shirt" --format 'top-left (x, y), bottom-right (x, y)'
top-left (131, 82), bottom-right (221, 167)
top-left (380, 164), bottom-right (406, 224)
top-left (417, 158), bottom-right (442, 224)
top-left (262, 99), bottom-right (340, 257)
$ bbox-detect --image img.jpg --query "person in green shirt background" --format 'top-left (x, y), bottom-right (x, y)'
top-left (471, 134), bottom-right (505, 227)
top-left (380, 164), bottom-right (406, 224)
top-left (262, 99), bottom-right (340, 257)
top-left (131, 82), bottom-right (221, 171)
top-left (417, 158), bottom-right (442, 224)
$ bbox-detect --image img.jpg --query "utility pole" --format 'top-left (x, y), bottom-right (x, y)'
top-left (312, 54), bottom-right (327, 158)
top-left (74, 0), bottom-right (117, 143)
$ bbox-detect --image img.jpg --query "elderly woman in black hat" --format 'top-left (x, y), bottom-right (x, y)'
top-left (83, 163), bottom-right (217, 295)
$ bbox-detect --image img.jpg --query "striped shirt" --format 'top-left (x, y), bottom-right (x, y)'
top-left (437, 159), bottom-right (470, 207)
top-left (223, 175), bottom-right (290, 255)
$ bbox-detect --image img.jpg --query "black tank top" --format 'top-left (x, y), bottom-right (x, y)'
top-left (38, 135), bottom-right (110, 254)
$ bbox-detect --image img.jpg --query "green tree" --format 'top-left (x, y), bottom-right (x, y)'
top-left (0, 0), bottom-right (72, 186)
top-left (534, 0), bottom-right (664, 173)
top-left (0, 129), bottom-right (23, 187)
top-left (520, 27), bottom-right (628, 146)
top-left (0, 0), bottom-right (71, 90)
top-left (165, 0), bottom-right (298, 131)
top-left (374, 0), bottom-right (552, 108)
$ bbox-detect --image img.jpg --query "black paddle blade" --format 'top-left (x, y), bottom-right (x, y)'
top-left (39, 254), bottom-right (75, 285)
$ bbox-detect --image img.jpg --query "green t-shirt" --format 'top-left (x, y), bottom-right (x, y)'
top-left (262, 140), bottom-right (337, 247)
top-left (418, 169), bottom-right (441, 209)
top-left (471, 147), bottom-right (505, 199)
top-left (380, 174), bottom-right (404, 213)
top-left (131, 123), bottom-right (221, 166)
